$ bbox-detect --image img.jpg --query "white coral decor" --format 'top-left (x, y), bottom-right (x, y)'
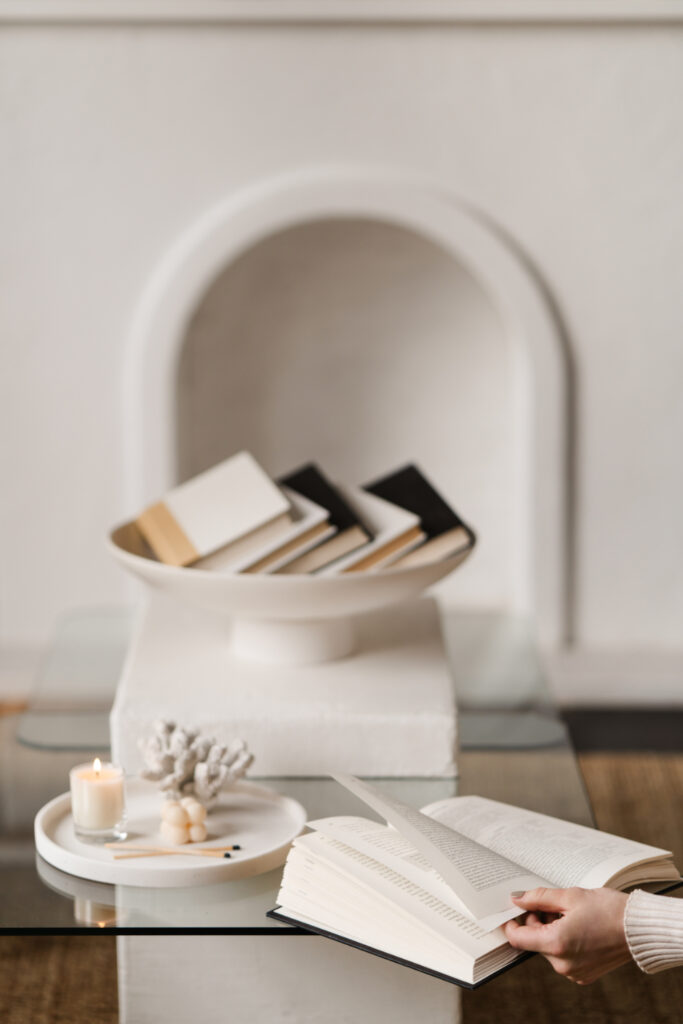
top-left (139, 720), bottom-right (253, 803)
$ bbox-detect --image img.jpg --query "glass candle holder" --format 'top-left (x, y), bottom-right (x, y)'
top-left (69, 759), bottom-right (127, 842)
top-left (74, 897), bottom-right (119, 928)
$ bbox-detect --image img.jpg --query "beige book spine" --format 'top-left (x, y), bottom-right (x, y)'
top-left (136, 502), bottom-right (199, 567)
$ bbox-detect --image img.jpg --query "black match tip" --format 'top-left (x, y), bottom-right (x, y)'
top-left (232, 844), bottom-right (241, 851)
top-left (223, 852), bottom-right (232, 859)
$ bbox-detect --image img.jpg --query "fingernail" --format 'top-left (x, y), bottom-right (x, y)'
top-left (510, 891), bottom-right (526, 899)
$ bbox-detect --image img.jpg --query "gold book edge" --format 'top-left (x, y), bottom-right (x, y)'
top-left (342, 525), bottom-right (425, 573)
top-left (242, 521), bottom-right (333, 573)
top-left (390, 526), bottom-right (473, 570)
top-left (276, 524), bottom-right (370, 575)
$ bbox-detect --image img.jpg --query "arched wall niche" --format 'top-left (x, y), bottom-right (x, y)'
top-left (123, 168), bottom-right (569, 647)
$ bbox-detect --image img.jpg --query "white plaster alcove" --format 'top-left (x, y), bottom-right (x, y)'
top-left (123, 167), bottom-right (569, 648)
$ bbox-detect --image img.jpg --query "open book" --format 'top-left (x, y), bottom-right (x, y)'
top-left (268, 775), bottom-right (681, 988)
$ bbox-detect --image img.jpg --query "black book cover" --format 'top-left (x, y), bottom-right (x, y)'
top-left (266, 908), bottom-right (532, 989)
top-left (279, 463), bottom-right (371, 539)
top-left (268, 890), bottom-right (682, 989)
top-left (363, 464), bottom-right (475, 545)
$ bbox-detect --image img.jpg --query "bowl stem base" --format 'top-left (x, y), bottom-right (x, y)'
top-left (230, 616), bottom-right (356, 665)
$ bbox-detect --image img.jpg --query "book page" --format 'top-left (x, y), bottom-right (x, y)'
top-left (333, 775), bottom-right (549, 924)
top-left (280, 853), bottom-right (475, 978)
top-left (283, 831), bottom-right (505, 960)
top-left (423, 796), bottom-right (674, 889)
top-left (307, 815), bottom-right (523, 931)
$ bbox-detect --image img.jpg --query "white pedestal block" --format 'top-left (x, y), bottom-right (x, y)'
top-left (110, 596), bottom-right (457, 777)
top-left (117, 934), bottom-right (461, 1024)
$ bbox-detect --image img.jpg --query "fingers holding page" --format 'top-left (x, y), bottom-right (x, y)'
top-left (504, 914), bottom-right (563, 955)
top-left (505, 887), bottom-right (632, 985)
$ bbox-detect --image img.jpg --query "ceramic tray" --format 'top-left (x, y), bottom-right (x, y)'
top-left (34, 778), bottom-right (306, 888)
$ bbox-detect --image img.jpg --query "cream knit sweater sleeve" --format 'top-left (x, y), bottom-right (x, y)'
top-left (624, 889), bottom-right (683, 974)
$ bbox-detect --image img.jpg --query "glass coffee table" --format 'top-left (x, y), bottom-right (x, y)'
top-left (1, 606), bottom-right (594, 1023)
top-left (1, 606), bottom-right (592, 935)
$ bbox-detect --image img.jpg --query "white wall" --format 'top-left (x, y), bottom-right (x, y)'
top-left (1, 16), bottom-right (682, 699)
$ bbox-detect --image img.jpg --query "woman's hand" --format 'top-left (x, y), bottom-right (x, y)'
top-left (503, 887), bottom-right (631, 984)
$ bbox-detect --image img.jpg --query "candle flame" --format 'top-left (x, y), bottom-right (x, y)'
top-left (93, 757), bottom-right (102, 776)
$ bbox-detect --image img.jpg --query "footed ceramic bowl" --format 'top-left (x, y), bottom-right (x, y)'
top-left (108, 521), bottom-right (473, 665)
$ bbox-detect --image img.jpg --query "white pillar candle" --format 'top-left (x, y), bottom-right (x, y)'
top-left (69, 759), bottom-right (126, 837)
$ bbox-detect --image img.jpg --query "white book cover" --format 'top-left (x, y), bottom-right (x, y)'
top-left (137, 451), bottom-right (291, 565)
top-left (318, 487), bottom-right (425, 575)
top-left (165, 451), bottom-right (290, 555)
top-left (199, 488), bottom-right (335, 573)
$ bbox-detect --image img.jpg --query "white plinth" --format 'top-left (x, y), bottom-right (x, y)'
top-left (110, 596), bottom-right (457, 778)
top-left (117, 934), bottom-right (461, 1024)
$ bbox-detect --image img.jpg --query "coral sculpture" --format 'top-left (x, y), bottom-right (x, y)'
top-left (139, 720), bottom-right (253, 803)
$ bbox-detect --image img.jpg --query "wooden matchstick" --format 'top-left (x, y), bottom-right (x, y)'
top-left (113, 848), bottom-right (232, 860)
top-left (106, 842), bottom-right (241, 852)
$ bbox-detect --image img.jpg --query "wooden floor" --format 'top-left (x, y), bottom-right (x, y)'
top-left (1, 753), bottom-right (681, 1024)
top-left (0, 935), bottom-right (118, 1024)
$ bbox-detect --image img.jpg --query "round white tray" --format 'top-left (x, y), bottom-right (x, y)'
top-left (34, 778), bottom-right (306, 888)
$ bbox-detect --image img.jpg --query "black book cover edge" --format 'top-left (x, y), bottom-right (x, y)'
top-left (364, 463), bottom-right (476, 546)
top-left (267, 880), bottom-right (683, 990)
top-left (279, 463), bottom-right (372, 539)
top-left (265, 907), bottom-right (533, 989)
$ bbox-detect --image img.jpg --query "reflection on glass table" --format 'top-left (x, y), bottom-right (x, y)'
top-left (17, 607), bottom-right (133, 752)
top-left (18, 606), bottom-right (567, 752)
top-left (1, 605), bottom-right (592, 934)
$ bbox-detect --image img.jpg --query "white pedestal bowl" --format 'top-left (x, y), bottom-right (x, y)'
top-left (108, 522), bottom-right (474, 665)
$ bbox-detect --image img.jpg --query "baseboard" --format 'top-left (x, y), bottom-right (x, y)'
top-left (562, 708), bottom-right (683, 752)
top-left (544, 649), bottom-right (683, 707)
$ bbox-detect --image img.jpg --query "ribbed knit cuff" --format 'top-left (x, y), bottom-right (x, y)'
top-left (624, 889), bottom-right (683, 974)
